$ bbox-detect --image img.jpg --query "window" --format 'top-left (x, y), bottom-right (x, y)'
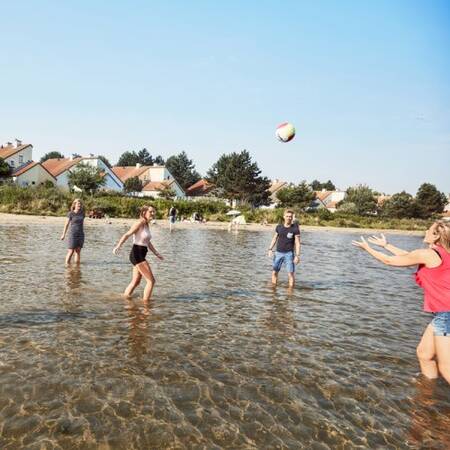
top-left (19, 155), bottom-right (23, 164)
top-left (10, 160), bottom-right (14, 167)
top-left (31, 181), bottom-right (35, 185)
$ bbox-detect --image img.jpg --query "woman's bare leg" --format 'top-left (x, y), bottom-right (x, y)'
top-left (435, 336), bottom-right (450, 384)
top-left (74, 248), bottom-right (81, 264)
top-left (65, 249), bottom-right (75, 265)
top-left (136, 261), bottom-right (155, 303)
top-left (124, 266), bottom-right (142, 298)
top-left (416, 324), bottom-right (438, 379)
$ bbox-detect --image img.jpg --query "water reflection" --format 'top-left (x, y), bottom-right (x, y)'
top-left (0, 224), bottom-right (447, 448)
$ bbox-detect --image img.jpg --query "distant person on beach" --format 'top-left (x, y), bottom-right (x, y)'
top-left (267, 209), bottom-right (301, 288)
top-left (113, 205), bottom-right (164, 303)
top-left (168, 206), bottom-right (177, 231)
top-left (60, 198), bottom-right (85, 265)
top-left (353, 222), bottom-right (450, 384)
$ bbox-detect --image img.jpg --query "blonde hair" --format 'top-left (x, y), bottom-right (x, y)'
top-left (434, 220), bottom-right (450, 252)
top-left (139, 205), bottom-right (155, 219)
top-left (284, 209), bottom-right (294, 215)
top-left (70, 198), bottom-right (83, 212)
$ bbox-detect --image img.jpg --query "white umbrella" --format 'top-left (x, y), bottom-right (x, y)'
top-left (226, 210), bottom-right (241, 216)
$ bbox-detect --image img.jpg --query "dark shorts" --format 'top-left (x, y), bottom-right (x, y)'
top-left (130, 244), bottom-right (148, 266)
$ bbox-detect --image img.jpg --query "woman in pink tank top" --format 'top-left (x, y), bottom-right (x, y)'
top-left (353, 221), bottom-right (450, 384)
top-left (113, 205), bottom-right (164, 304)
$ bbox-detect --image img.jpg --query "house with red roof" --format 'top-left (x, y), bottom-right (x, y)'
top-left (0, 140), bottom-right (56, 187)
top-left (42, 155), bottom-right (123, 191)
top-left (185, 179), bottom-right (215, 198)
top-left (310, 189), bottom-right (346, 212)
top-left (112, 163), bottom-right (185, 198)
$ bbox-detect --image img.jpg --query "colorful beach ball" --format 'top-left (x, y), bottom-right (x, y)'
top-left (276, 122), bottom-right (296, 142)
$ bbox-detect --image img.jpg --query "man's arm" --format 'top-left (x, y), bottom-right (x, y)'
top-left (294, 234), bottom-right (301, 264)
top-left (267, 233), bottom-right (278, 256)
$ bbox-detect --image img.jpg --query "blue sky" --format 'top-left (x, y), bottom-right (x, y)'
top-left (1, 0), bottom-right (449, 194)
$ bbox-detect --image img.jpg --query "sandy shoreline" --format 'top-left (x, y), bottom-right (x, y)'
top-left (0, 213), bottom-right (425, 235)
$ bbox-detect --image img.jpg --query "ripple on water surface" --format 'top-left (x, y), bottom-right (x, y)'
top-left (0, 224), bottom-right (449, 449)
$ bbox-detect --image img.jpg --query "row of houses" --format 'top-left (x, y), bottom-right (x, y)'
top-left (0, 140), bottom-right (349, 210)
top-left (6, 140), bottom-right (446, 214)
top-left (0, 141), bottom-right (185, 198)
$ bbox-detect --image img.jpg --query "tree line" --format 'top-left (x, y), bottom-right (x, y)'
top-left (4, 148), bottom-right (448, 220)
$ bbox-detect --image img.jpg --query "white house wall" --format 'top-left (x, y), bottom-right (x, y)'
top-left (14, 165), bottom-right (55, 187)
top-left (5, 147), bottom-right (33, 171)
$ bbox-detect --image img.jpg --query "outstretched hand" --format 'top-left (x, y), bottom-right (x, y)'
top-left (112, 246), bottom-right (120, 255)
top-left (352, 236), bottom-right (371, 251)
top-left (368, 233), bottom-right (387, 248)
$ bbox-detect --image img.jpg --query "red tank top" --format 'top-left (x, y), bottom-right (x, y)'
top-left (415, 245), bottom-right (450, 312)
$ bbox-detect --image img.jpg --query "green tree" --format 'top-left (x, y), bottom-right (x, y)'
top-left (117, 149), bottom-right (164, 166)
top-left (40, 151), bottom-right (64, 163)
top-left (157, 188), bottom-right (176, 200)
top-left (117, 151), bottom-right (139, 166)
top-left (137, 148), bottom-right (153, 165)
top-left (124, 176), bottom-right (143, 193)
top-left (98, 155), bottom-right (112, 168)
top-left (67, 163), bottom-right (106, 193)
top-left (165, 151), bottom-right (201, 189)
top-left (310, 179), bottom-right (336, 191)
top-left (340, 185), bottom-right (377, 215)
top-left (415, 183), bottom-right (447, 219)
top-left (207, 150), bottom-right (271, 207)
top-left (323, 180), bottom-right (336, 190)
top-left (0, 157), bottom-right (10, 177)
top-left (276, 181), bottom-right (316, 210)
top-left (381, 191), bottom-right (416, 218)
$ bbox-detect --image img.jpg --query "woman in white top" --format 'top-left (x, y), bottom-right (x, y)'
top-left (113, 205), bottom-right (163, 303)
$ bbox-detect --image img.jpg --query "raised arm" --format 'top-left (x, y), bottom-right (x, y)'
top-left (353, 237), bottom-right (438, 267)
top-left (61, 218), bottom-right (70, 240)
top-left (113, 220), bottom-right (144, 254)
top-left (368, 234), bottom-right (408, 256)
top-left (267, 233), bottom-right (278, 256)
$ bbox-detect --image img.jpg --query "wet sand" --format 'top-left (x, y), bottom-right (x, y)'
top-left (0, 212), bottom-right (424, 235)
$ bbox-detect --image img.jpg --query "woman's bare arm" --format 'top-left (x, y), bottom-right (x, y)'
top-left (113, 220), bottom-right (144, 254)
top-left (353, 237), bottom-right (439, 267)
top-left (61, 218), bottom-right (70, 240)
top-left (368, 234), bottom-right (408, 256)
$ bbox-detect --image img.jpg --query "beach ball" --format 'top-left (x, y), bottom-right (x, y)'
top-left (276, 122), bottom-right (296, 142)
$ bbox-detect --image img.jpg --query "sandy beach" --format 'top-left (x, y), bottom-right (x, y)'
top-left (0, 212), bottom-right (425, 235)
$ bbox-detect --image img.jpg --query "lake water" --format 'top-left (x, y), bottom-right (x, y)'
top-left (0, 223), bottom-right (449, 449)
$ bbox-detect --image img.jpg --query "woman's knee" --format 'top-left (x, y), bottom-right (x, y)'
top-left (416, 345), bottom-right (434, 362)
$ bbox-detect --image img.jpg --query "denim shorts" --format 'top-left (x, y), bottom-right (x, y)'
top-left (273, 251), bottom-right (295, 273)
top-left (431, 312), bottom-right (450, 337)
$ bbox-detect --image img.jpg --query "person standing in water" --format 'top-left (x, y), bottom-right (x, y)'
top-left (113, 205), bottom-right (163, 303)
top-left (352, 221), bottom-right (450, 384)
top-left (267, 209), bottom-right (301, 288)
top-left (61, 198), bottom-right (85, 265)
top-left (168, 205), bottom-right (177, 231)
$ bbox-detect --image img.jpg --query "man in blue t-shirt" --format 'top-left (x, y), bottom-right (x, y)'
top-left (267, 209), bottom-right (301, 288)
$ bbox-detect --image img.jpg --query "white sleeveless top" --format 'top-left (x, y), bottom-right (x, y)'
top-left (133, 223), bottom-right (151, 246)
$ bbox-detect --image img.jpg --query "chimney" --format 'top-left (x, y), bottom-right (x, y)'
top-left (136, 163), bottom-right (142, 168)
top-left (15, 138), bottom-right (22, 147)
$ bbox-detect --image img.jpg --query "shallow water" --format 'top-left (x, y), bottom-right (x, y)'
top-left (0, 223), bottom-right (449, 449)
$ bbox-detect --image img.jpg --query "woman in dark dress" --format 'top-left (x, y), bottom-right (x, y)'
top-left (61, 198), bottom-right (85, 265)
